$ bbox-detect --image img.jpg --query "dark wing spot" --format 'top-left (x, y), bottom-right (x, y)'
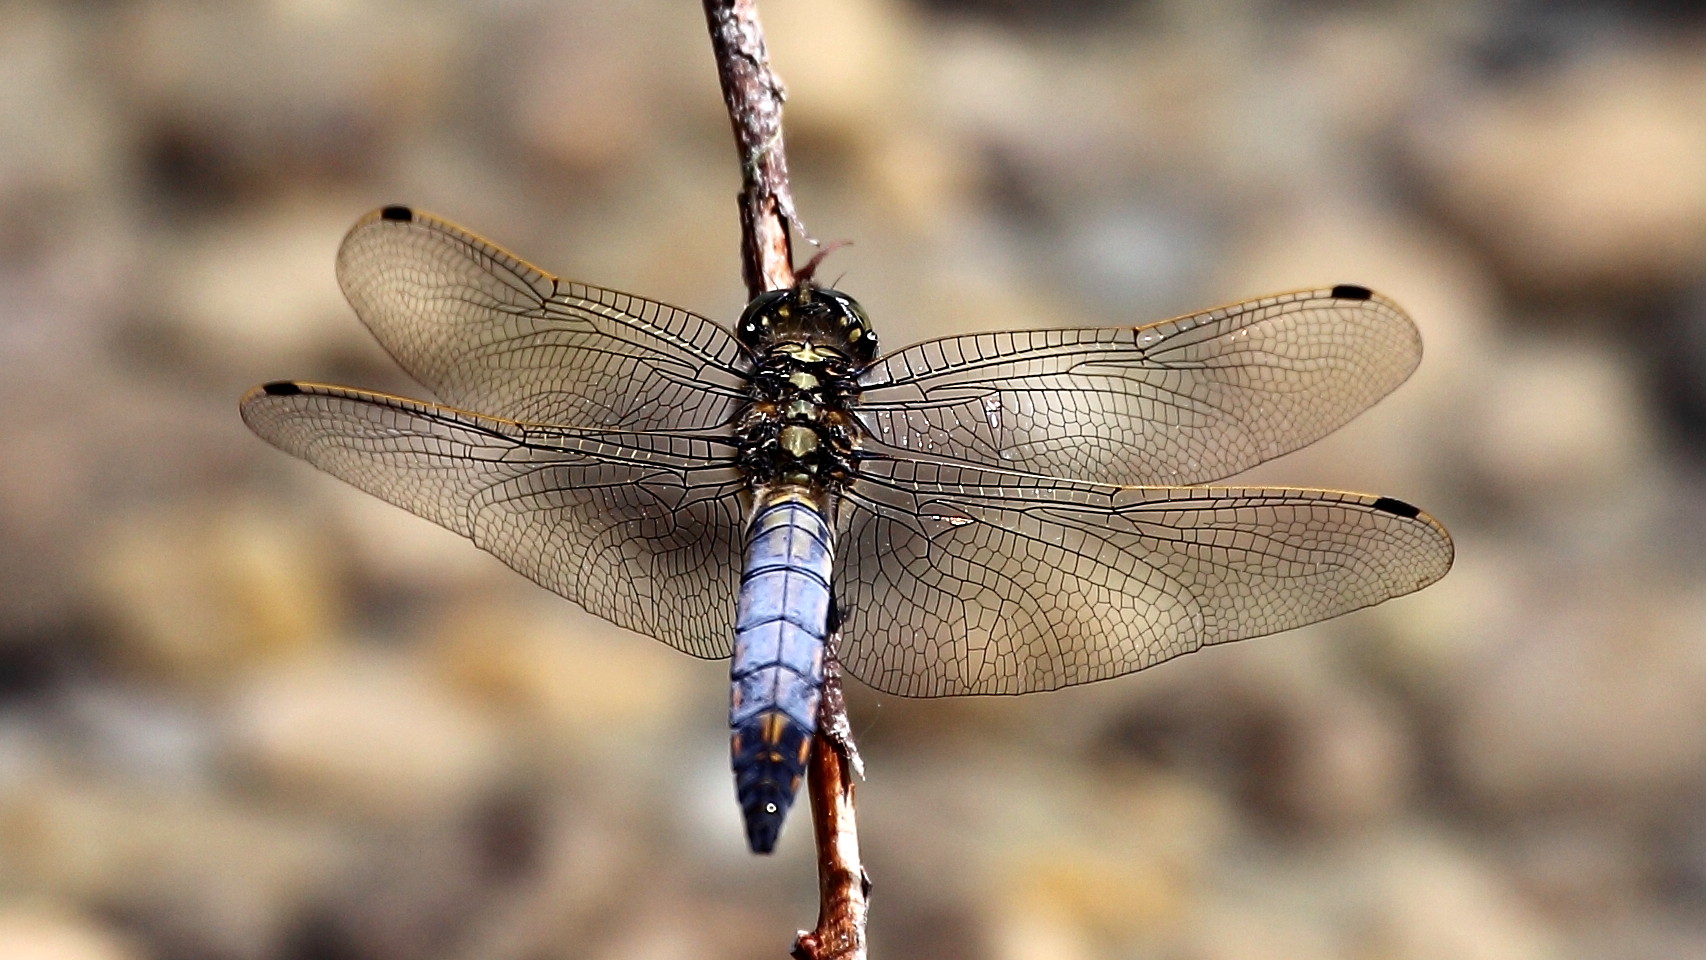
top-left (1370, 496), bottom-right (1420, 519)
top-left (262, 381), bottom-right (304, 397)
top-left (380, 205), bottom-right (413, 222)
top-left (1331, 284), bottom-right (1372, 301)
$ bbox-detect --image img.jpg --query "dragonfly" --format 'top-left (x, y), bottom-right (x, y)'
top-left (241, 206), bottom-right (1453, 853)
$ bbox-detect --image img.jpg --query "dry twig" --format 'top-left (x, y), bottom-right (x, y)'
top-left (793, 658), bottom-right (870, 960)
top-left (700, 3), bottom-right (870, 958)
top-left (703, 0), bottom-right (800, 297)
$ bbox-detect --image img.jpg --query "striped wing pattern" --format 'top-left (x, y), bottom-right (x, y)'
top-left (241, 382), bottom-right (744, 659)
top-left (834, 458), bottom-right (1451, 698)
top-left (856, 286), bottom-right (1420, 486)
top-left (336, 207), bottom-right (750, 431)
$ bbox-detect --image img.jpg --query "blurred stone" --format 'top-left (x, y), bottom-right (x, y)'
top-left (428, 595), bottom-right (699, 760)
top-left (1501, 820), bottom-right (1648, 918)
top-left (58, 685), bottom-right (219, 788)
top-left (856, 124), bottom-right (979, 234)
top-left (1102, 645), bottom-right (1415, 835)
top-left (996, 840), bottom-right (1186, 951)
top-left (767, 0), bottom-right (987, 236)
top-left (1260, 679), bottom-right (1414, 832)
top-left (987, 905), bottom-right (1095, 960)
top-left (1355, 832), bottom-right (1560, 960)
top-left (0, 6), bottom-right (127, 217)
top-left (225, 651), bottom-right (508, 823)
top-left (767, 0), bottom-right (919, 145)
top-left (89, 501), bottom-right (339, 687)
top-left (159, 201), bottom-right (376, 381)
top-left (1291, 16), bottom-right (1443, 144)
top-left (1181, 904), bottom-right (1341, 960)
top-left (1405, 44), bottom-right (1706, 297)
top-left (1460, 338), bottom-right (1657, 512)
top-left (1648, 282), bottom-right (1706, 463)
top-left (963, 766), bottom-right (1232, 958)
top-left (0, 772), bottom-right (347, 960)
top-left (1445, 577), bottom-right (1706, 819)
top-left (1569, 917), bottom-right (1706, 960)
top-left (111, 2), bottom-right (460, 204)
top-left (913, 0), bottom-right (1139, 29)
top-left (1183, 828), bottom-right (1558, 960)
top-left (929, 25), bottom-right (1156, 200)
top-left (499, 4), bottom-right (679, 180)
top-left (0, 903), bottom-right (141, 960)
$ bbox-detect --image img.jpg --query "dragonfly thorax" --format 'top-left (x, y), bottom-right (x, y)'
top-left (737, 349), bottom-right (864, 489)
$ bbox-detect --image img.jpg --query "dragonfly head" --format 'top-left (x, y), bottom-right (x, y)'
top-left (737, 285), bottom-right (879, 367)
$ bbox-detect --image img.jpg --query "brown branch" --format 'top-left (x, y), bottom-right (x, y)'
top-left (793, 661), bottom-right (869, 960)
top-left (701, 3), bottom-right (870, 958)
top-left (703, 0), bottom-right (799, 297)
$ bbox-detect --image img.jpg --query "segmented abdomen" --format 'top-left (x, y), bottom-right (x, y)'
top-left (730, 491), bottom-right (830, 853)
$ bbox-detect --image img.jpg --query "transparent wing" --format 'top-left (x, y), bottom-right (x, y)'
top-left (855, 286), bottom-right (1421, 486)
top-left (336, 206), bottom-right (750, 431)
top-left (240, 381), bottom-right (744, 658)
top-left (833, 458), bottom-right (1453, 697)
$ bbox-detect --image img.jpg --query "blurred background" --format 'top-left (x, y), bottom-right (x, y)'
top-left (3, 0), bottom-right (1705, 957)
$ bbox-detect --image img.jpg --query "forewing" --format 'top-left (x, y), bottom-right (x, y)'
top-left (240, 382), bottom-right (743, 658)
top-left (833, 459), bottom-right (1452, 697)
top-left (856, 287), bottom-right (1420, 486)
top-left (336, 207), bottom-right (750, 431)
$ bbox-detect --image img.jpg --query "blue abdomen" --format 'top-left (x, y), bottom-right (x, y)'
top-left (730, 492), bottom-right (831, 853)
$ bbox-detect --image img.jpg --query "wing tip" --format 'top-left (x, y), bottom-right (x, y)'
top-left (239, 380), bottom-right (308, 410)
top-left (346, 204), bottom-right (423, 239)
top-left (1369, 495), bottom-right (1420, 519)
top-left (1367, 494), bottom-right (1456, 583)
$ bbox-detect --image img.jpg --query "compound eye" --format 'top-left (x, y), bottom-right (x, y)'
top-left (841, 295), bottom-right (871, 327)
top-left (736, 289), bottom-right (793, 345)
